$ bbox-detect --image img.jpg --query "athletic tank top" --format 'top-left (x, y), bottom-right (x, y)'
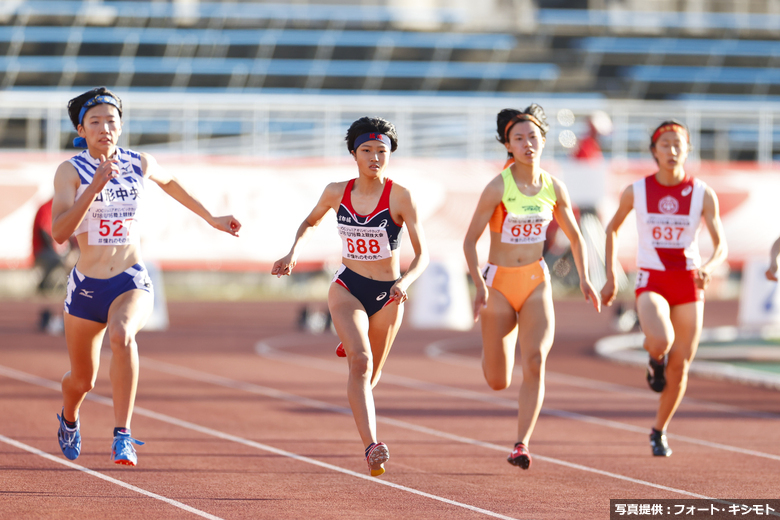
top-left (69, 147), bottom-right (145, 246)
top-left (336, 178), bottom-right (403, 261)
top-left (489, 167), bottom-right (557, 244)
top-left (633, 174), bottom-right (706, 271)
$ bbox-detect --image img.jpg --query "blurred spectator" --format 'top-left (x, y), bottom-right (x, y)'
top-left (32, 198), bottom-right (76, 332)
top-left (573, 110), bottom-right (612, 161)
top-left (33, 199), bottom-right (74, 291)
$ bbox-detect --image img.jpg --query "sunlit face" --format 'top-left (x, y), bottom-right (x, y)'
top-left (77, 103), bottom-right (122, 155)
top-left (504, 121), bottom-right (545, 165)
top-left (652, 130), bottom-right (688, 169)
top-left (351, 139), bottom-right (390, 178)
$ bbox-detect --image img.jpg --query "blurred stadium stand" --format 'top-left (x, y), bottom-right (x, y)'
top-left (1, 0), bottom-right (780, 162)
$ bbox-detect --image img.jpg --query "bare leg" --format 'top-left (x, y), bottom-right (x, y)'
top-left (61, 313), bottom-right (107, 422)
top-left (515, 281), bottom-right (555, 446)
top-left (366, 301), bottom-right (403, 389)
top-left (636, 292), bottom-right (675, 361)
top-left (480, 288), bottom-right (519, 391)
top-left (106, 289), bottom-right (153, 429)
top-left (654, 301), bottom-right (703, 431)
top-left (328, 283), bottom-right (376, 448)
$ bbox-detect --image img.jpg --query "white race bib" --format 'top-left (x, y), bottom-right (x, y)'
top-left (500, 212), bottom-right (551, 244)
top-left (87, 205), bottom-right (139, 246)
top-left (645, 214), bottom-right (694, 249)
top-left (338, 225), bottom-right (391, 261)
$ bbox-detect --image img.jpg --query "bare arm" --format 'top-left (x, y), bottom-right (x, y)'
top-left (767, 236), bottom-right (780, 281)
top-left (271, 182), bottom-right (343, 277)
top-left (144, 153), bottom-right (240, 236)
top-left (698, 186), bottom-right (728, 289)
top-left (389, 187), bottom-right (429, 303)
top-left (462, 175), bottom-right (503, 322)
top-left (51, 155), bottom-right (121, 243)
top-left (552, 178), bottom-right (600, 312)
top-left (601, 186), bottom-right (634, 307)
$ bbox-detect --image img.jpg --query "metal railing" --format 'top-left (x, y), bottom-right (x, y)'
top-left (1, 90), bottom-right (779, 164)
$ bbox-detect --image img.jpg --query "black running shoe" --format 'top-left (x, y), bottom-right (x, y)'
top-left (649, 428), bottom-right (672, 457)
top-left (507, 442), bottom-right (532, 469)
top-left (646, 356), bottom-right (666, 392)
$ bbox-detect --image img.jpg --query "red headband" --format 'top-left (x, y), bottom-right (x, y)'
top-left (651, 123), bottom-right (689, 146)
top-left (504, 113), bottom-right (544, 140)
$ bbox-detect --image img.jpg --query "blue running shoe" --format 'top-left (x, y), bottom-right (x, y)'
top-left (56, 411), bottom-right (81, 460)
top-left (111, 431), bottom-right (145, 466)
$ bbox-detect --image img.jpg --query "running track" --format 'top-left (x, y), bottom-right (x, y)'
top-left (1, 299), bottom-right (779, 519)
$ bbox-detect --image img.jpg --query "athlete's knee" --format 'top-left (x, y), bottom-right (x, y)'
top-left (644, 334), bottom-right (672, 359)
top-left (348, 352), bottom-right (372, 379)
top-left (665, 357), bottom-right (691, 385)
top-left (66, 371), bottom-right (96, 394)
top-left (484, 370), bottom-right (511, 391)
top-left (521, 350), bottom-right (545, 380)
top-left (108, 326), bottom-right (138, 353)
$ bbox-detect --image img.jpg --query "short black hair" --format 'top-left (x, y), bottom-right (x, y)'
top-left (496, 103), bottom-right (550, 144)
top-left (345, 116), bottom-right (398, 153)
top-left (67, 87), bottom-right (123, 130)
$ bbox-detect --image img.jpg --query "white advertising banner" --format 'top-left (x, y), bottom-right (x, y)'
top-left (0, 153), bottom-right (774, 274)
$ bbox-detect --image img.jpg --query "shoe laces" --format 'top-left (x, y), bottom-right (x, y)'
top-left (58, 415), bottom-right (79, 448)
top-left (511, 443), bottom-right (529, 457)
top-left (113, 434), bottom-right (144, 456)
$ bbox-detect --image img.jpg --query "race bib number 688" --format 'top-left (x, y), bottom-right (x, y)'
top-left (338, 225), bottom-right (391, 261)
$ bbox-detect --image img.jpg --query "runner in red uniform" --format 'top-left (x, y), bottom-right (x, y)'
top-left (601, 121), bottom-right (727, 456)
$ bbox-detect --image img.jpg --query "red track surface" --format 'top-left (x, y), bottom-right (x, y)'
top-left (1, 299), bottom-right (779, 519)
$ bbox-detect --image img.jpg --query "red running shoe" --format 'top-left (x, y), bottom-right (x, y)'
top-left (507, 442), bottom-right (532, 469)
top-left (335, 342), bottom-right (346, 357)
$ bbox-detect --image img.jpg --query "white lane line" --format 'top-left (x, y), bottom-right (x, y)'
top-left (141, 353), bottom-right (716, 500)
top-left (426, 337), bottom-right (780, 420)
top-left (0, 364), bottom-right (521, 520)
top-left (256, 338), bottom-right (780, 463)
top-left (0, 433), bottom-right (223, 520)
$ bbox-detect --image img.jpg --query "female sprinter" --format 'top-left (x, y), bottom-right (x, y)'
top-left (52, 87), bottom-right (241, 466)
top-left (272, 117), bottom-right (428, 477)
top-left (463, 104), bottom-right (600, 470)
top-left (601, 120), bottom-right (727, 456)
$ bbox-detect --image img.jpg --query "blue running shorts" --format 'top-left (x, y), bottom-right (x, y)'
top-left (64, 263), bottom-right (153, 323)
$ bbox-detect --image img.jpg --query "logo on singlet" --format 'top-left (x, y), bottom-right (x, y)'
top-left (376, 292), bottom-right (387, 301)
top-left (658, 196), bottom-right (679, 214)
top-left (378, 219), bottom-right (387, 228)
top-left (681, 186), bottom-right (692, 197)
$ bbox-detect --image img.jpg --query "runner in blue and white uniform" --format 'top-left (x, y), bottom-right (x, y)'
top-left (52, 87), bottom-right (241, 466)
top-left (272, 117), bottom-right (429, 477)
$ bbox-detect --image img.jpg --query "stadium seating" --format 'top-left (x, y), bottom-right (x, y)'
top-left (0, 1), bottom-right (557, 92)
top-left (537, 8), bottom-right (780, 34)
top-left (1, 1), bottom-right (779, 161)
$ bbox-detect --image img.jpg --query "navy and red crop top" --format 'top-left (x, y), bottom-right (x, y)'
top-left (336, 178), bottom-right (403, 261)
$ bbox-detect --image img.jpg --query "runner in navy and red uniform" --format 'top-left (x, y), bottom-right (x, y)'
top-left (272, 117), bottom-right (429, 477)
top-left (601, 121), bottom-right (727, 457)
